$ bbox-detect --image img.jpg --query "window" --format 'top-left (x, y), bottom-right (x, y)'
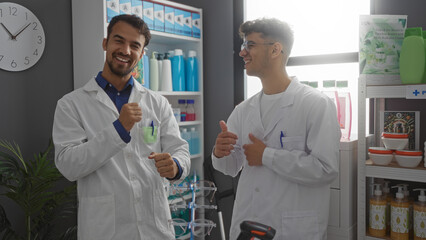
top-left (244, 0), bottom-right (370, 140)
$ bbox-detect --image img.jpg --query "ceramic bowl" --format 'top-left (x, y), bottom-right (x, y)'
top-left (395, 150), bottom-right (423, 168)
top-left (381, 137), bottom-right (408, 150)
top-left (368, 147), bottom-right (394, 165)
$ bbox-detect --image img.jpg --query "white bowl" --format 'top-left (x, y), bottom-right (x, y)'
top-left (395, 150), bottom-right (423, 168)
top-left (369, 153), bottom-right (393, 165)
top-left (381, 137), bottom-right (408, 150)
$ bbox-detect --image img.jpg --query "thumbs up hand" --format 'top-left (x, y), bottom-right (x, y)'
top-left (242, 133), bottom-right (266, 166)
top-left (213, 120), bottom-right (238, 158)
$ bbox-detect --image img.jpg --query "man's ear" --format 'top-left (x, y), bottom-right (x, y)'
top-left (102, 38), bottom-right (107, 51)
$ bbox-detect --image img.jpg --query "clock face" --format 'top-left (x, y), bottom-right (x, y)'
top-left (0, 2), bottom-right (45, 71)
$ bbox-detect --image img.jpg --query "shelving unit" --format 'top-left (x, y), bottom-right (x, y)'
top-left (357, 74), bottom-right (426, 239)
top-left (71, 0), bottom-right (204, 180)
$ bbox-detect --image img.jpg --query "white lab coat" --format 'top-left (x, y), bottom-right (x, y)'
top-left (212, 77), bottom-right (340, 240)
top-left (53, 78), bottom-right (190, 240)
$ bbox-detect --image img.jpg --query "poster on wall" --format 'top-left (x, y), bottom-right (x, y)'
top-left (359, 15), bottom-right (407, 85)
top-left (380, 111), bottom-right (420, 150)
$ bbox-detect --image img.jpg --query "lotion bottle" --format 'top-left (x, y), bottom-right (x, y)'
top-left (414, 189), bottom-right (426, 240)
top-left (400, 27), bottom-right (425, 84)
top-left (391, 185), bottom-right (410, 240)
top-left (161, 53), bottom-right (173, 91)
top-left (149, 51), bottom-right (159, 91)
top-left (369, 183), bottom-right (387, 237)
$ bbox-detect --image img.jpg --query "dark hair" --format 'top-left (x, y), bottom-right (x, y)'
top-left (239, 18), bottom-right (294, 56)
top-left (107, 14), bottom-right (151, 48)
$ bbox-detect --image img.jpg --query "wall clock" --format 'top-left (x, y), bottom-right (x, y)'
top-left (0, 2), bottom-right (45, 71)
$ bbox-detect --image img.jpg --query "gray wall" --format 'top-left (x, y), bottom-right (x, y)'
top-left (0, 0), bottom-right (73, 233)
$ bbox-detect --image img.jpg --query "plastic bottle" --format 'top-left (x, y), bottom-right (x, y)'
top-left (178, 99), bottom-right (186, 122)
top-left (190, 127), bottom-right (200, 155)
top-left (185, 50), bottom-right (199, 91)
top-left (369, 183), bottom-right (387, 237)
top-left (157, 53), bottom-right (163, 86)
top-left (401, 184), bottom-right (414, 239)
top-left (142, 49), bottom-right (150, 89)
top-left (384, 181), bottom-right (392, 235)
top-left (149, 51), bottom-right (159, 91)
top-left (413, 188), bottom-right (426, 240)
top-left (161, 52), bottom-right (173, 91)
top-left (180, 128), bottom-right (191, 153)
top-left (400, 27), bottom-right (425, 84)
top-left (171, 104), bottom-right (180, 123)
top-left (391, 185), bottom-right (410, 240)
top-left (172, 49), bottom-right (186, 91)
top-left (336, 80), bottom-right (352, 141)
top-left (186, 99), bottom-right (196, 121)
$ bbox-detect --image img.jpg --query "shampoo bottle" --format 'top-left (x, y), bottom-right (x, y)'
top-left (157, 53), bottom-right (163, 85)
top-left (172, 49), bottom-right (186, 91)
top-left (149, 51), bottom-right (159, 91)
top-left (391, 185), bottom-right (410, 240)
top-left (401, 184), bottom-right (414, 239)
top-left (384, 181), bottom-right (392, 234)
top-left (369, 183), bottom-right (387, 237)
top-left (161, 53), bottom-right (173, 91)
top-left (186, 50), bottom-right (199, 91)
top-left (180, 128), bottom-right (191, 153)
top-left (142, 49), bottom-right (150, 89)
top-left (400, 27), bottom-right (425, 84)
top-left (414, 188), bottom-right (426, 240)
top-left (190, 127), bottom-right (200, 155)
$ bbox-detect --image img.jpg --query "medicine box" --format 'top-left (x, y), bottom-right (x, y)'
top-left (154, 4), bottom-right (165, 32)
top-left (143, 1), bottom-right (154, 30)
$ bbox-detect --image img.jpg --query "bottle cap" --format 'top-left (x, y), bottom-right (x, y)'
top-left (373, 184), bottom-right (382, 196)
top-left (414, 189), bottom-right (426, 202)
top-left (164, 52), bottom-right (170, 59)
top-left (383, 181), bottom-right (390, 194)
top-left (174, 49), bottom-right (183, 55)
top-left (178, 99), bottom-right (186, 104)
top-left (188, 50), bottom-right (197, 57)
top-left (151, 51), bottom-right (157, 59)
top-left (404, 27), bottom-right (422, 38)
top-left (187, 99), bottom-right (195, 104)
top-left (392, 185), bottom-right (405, 199)
top-left (157, 53), bottom-right (163, 60)
top-left (182, 128), bottom-right (187, 132)
top-left (191, 127), bottom-right (195, 131)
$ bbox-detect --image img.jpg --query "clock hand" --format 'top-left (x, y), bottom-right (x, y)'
top-left (13, 22), bottom-right (31, 40)
top-left (1, 23), bottom-right (15, 40)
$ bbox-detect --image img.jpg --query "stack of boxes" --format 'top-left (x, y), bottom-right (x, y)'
top-left (106, 0), bottom-right (201, 38)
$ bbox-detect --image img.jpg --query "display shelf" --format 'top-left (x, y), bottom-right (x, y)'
top-left (365, 160), bottom-right (426, 182)
top-left (157, 91), bottom-right (202, 96)
top-left (179, 121), bottom-right (202, 127)
top-left (151, 30), bottom-right (201, 45)
top-left (358, 74), bottom-right (426, 239)
top-left (190, 154), bottom-right (202, 159)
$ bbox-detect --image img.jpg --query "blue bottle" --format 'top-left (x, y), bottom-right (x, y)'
top-left (185, 50), bottom-right (199, 91)
top-left (142, 49), bottom-right (150, 89)
top-left (172, 49), bottom-right (185, 91)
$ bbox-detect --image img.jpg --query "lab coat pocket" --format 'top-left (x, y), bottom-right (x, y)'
top-left (281, 211), bottom-right (320, 240)
top-left (79, 195), bottom-right (115, 240)
top-left (153, 188), bottom-right (174, 235)
top-left (143, 126), bottom-right (158, 143)
top-left (281, 136), bottom-right (305, 151)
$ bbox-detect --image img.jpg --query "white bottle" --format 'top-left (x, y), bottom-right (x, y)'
top-left (160, 52), bottom-right (173, 91)
top-left (190, 127), bottom-right (200, 155)
top-left (149, 51), bottom-right (159, 91)
top-left (157, 53), bottom-right (163, 86)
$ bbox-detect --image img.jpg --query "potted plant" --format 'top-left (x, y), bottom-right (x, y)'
top-left (0, 140), bottom-right (77, 240)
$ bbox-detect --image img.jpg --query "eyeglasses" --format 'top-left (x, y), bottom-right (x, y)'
top-left (170, 180), bottom-right (217, 203)
top-left (168, 218), bottom-right (216, 237)
top-left (241, 41), bottom-right (284, 54)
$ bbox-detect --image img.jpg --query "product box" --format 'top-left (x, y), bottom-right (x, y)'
top-left (359, 15), bottom-right (407, 85)
top-left (183, 10), bottom-right (192, 37)
top-left (154, 4), bottom-right (165, 32)
top-left (119, 0), bottom-right (131, 15)
top-left (164, 6), bottom-right (175, 34)
top-left (131, 0), bottom-right (143, 19)
top-left (191, 12), bottom-right (201, 38)
top-left (174, 9), bottom-right (184, 35)
top-left (106, 0), bottom-right (119, 23)
top-left (143, 1), bottom-right (154, 30)
top-left (380, 111), bottom-right (420, 150)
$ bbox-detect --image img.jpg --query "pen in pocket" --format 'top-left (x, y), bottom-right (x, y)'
top-left (150, 120), bottom-right (154, 136)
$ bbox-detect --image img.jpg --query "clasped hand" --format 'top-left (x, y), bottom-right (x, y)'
top-left (214, 121), bottom-right (266, 166)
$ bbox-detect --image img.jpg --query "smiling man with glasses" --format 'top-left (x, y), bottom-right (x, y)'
top-left (212, 18), bottom-right (341, 240)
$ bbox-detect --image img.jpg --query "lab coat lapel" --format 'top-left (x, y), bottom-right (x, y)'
top-left (129, 80), bottom-right (146, 104)
top-left (263, 80), bottom-right (297, 138)
top-left (247, 93), bottom-right (265, 139)
top-left (83, 78), bottom-right (118, 114)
